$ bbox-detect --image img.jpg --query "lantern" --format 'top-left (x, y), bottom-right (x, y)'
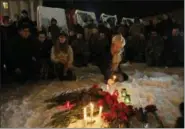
top-left (121, 88), bottom-right (127, 97)
top-left (124, 94), bottom-right (131, 104)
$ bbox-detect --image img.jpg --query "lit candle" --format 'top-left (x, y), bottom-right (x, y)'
top-left (90, 103), bottom-right (94, 121)
top-left (84, 107), bottom-right (87, 126)
top-left (106, 85), bottom-right (109, 91)
top-left (99, 106), bottom-right (103, 117)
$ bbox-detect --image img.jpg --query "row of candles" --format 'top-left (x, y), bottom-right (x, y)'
top-left (82, 75), bottom-right (130, 126)
top-left (83, 102), bottom-right (103, 126)
top-left (83, 89), bottom-right (130, 126)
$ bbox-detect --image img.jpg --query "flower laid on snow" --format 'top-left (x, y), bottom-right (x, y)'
top-left (105, 93), bottom-right (114, 106)
top-left (111, 102), bottom-right (120, 112)
top-left (102, 112), bottom-right (113, 122)
top-left (113, 90), bottom-right (119, 97)
top-left (57, 101), bottom-right (75, 111)
top-left (118, 112), bottom-right (128, 122)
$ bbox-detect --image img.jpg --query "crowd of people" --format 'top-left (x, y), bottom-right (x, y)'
top-left (1, 10), bottom-right (184, 85)
top-left (0, 9), bottom-right (184, 128)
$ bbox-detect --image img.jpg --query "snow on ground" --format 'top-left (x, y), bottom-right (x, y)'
top-left (0, 63), bottom-right (184, 128)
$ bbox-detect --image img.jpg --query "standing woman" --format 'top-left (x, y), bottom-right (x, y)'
top-left (51, 32), bottom-right (76, 81)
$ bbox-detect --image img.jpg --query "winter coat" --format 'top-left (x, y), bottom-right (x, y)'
top-left (37, 39), bottom-right (53, 60)
top-left (6, 35), bottom-right (38, 69)
top-left (130, 23), bottom-right (145, 37)
top-left (145, 35), bottom-right (164, 66)
top-left (71, 39), bottom-right (87, 55)
top-left (96, 45), bottom-right (123, 81)
top-left (51, 45), bottom-right (73, 67)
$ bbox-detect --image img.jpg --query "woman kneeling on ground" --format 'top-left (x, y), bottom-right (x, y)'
top-left (51, 32), bottom-right (76, 81)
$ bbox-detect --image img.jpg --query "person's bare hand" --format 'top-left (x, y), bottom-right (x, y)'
top-left (107, 79), bottom-right (115, 86)
top-left (111, 64), bottom-right (118, 72)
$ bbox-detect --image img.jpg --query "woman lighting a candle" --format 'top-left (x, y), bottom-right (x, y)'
top-left (95, 33), bottom-right (129, 85)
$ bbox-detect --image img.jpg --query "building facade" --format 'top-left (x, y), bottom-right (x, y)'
top-left (0, 0), bottom-right (43, 21)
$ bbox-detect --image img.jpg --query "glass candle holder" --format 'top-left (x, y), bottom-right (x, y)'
top-left (124, 94), bottom-right (131, 104)
top-left (121, 88), bottom-right (127, 97)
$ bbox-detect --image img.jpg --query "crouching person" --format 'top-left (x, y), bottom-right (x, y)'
top-left (51, 32), bottom-right (76, 81)
top-left (96, 34), bottom-right (129, 84)
top-left (71, 32), bottom-right (89, 67)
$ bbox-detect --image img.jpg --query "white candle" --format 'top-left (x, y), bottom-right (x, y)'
top-left (106, 85), bottom-right (109, 91)
top-left (84, 107), bottom-right (87, 120)
top-left (90, 103), bottom-right (94, 120)
top-left (83, 107), bottom-right (87, 126)
top-left (99, 106), bottom-right (103, 117)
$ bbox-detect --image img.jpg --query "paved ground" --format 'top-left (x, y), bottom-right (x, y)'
top-left (0, 63), bottom-right (184, 128)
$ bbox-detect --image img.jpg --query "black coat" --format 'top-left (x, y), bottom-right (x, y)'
top-left (6, 35), bottom-right (38, 69)
top-left (37, 39), bottom-right (53, 60)
top-left (0, 24), bottom-right (17, 65)
top-left (95, 45), bottom-right (114, 81)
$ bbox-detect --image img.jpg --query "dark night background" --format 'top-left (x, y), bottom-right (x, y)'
top-left (43, 0), bottom-right (184, 21)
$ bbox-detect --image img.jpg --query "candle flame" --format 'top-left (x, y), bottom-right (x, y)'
top-left (90, 102), bottom-right (94, 120)
top-left (113, 75), bottom-right (116, 80)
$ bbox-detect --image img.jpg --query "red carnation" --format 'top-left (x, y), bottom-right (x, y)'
top-left (113, 90), bottom-right (119, 97)
top-left (102, 112), bottom-right (112, 122)
top-left (97, 99), bottom-right (105, 107)
top-left (105, 94), bottom-right (114, 106)
top-left (119, 112), bottom-right (128, 122)
top-left (112, 94), bottom-right (119, 103)
top-left (118, 102), bottom-right (127, 111)
top-left (110, 110), bottom-right (118, 119)
top-left (124, 106), bottom-right (129, 114)
top-left (111, 102), bottom-right (119, 112)
top-left (92, 84), bottom-right (99, 89)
